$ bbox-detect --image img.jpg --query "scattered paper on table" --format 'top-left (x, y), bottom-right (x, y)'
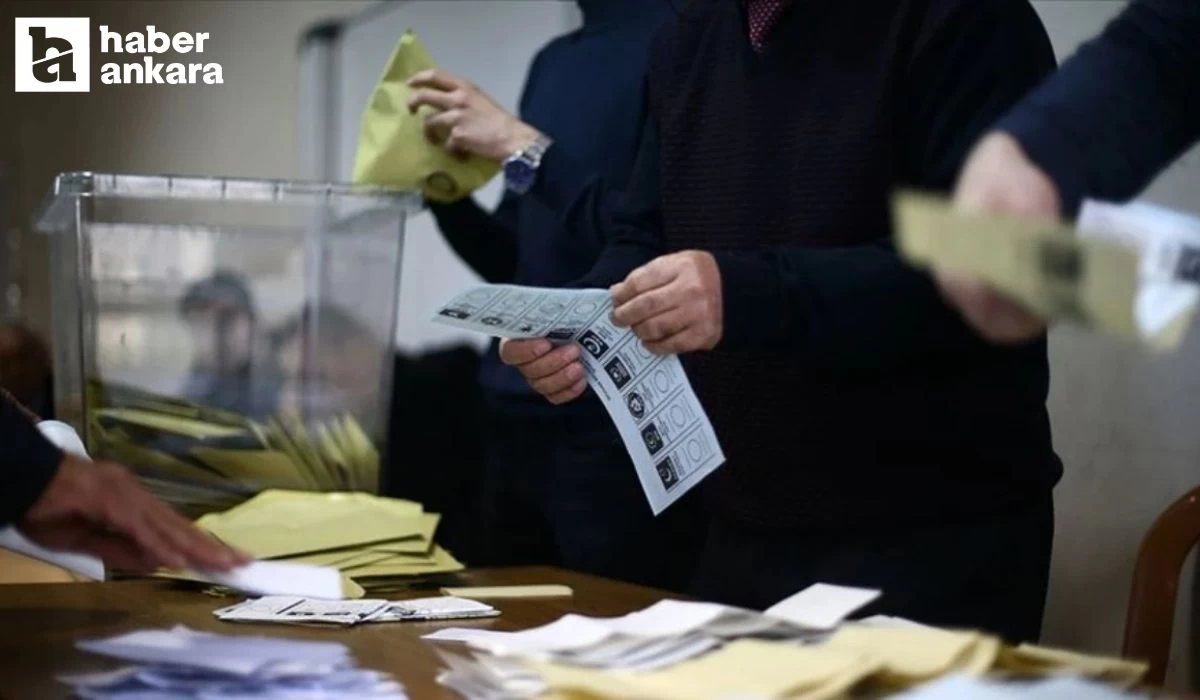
top-left (67, 625), bottom-right (406, 698)
top-left (215, 595), bottom-right (497, 626)
top-left (432, 284), bottom-right (725, 514)
top-left (185, 560), bottom-right (343, 600)
top-left (764, 583), bottom-right (881, 630)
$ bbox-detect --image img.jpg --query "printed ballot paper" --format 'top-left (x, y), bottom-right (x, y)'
top-left (894, 192), bottom-right (1200, 349)
top-left (432, 284), bottom-right (725, 514)
top-left (215, 595), bottom-right (498, 627)
top-left (63, 625), bottom-right (406, 698)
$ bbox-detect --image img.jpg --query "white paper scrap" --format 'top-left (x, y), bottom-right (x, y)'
top-left (764, 583), bottom-right (881, 630)
top-left (193, 561), bottom-right (343, 600)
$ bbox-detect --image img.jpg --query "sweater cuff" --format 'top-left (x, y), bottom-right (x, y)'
top-left (0, 406), bottom-right (64, 525)
top-left (530, 144), bottom-right (592, 215)
top-left (994, 111), bottom-right (1089, 218)
top-left (713, 250), bottom-right (788, 351)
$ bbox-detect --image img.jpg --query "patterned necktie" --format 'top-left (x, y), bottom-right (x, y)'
top-left (746, 0), bottom-right (789, 52)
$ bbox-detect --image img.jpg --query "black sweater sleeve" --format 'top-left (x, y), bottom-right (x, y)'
top-left (0, 393), bottom-right (63, 526)
top-left (428, 195), bottom-right (521, 284)
top-left (996, 0), bottom-right (1200, 216)
top-left (574, 115), bottom-right (667, 288)
top-left (711, 0), bottom-right (1058, 368)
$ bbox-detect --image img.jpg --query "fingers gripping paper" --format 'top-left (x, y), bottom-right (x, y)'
top-left (352, 31), bottom-right (498, 203)
top-left (432, 284), bottom-right (725, 514)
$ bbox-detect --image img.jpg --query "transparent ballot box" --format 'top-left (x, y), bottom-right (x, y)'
top-left (37, 172), bottom-right (418, 517)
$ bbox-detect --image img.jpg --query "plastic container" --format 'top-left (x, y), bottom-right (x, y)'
top-left (36, 172), bottom-right (419, 516)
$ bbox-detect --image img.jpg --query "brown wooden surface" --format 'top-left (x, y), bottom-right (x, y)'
top-left (0, 566), bottom-right (668, 699)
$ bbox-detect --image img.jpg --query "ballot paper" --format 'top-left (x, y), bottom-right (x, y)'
top-left (1077, 199), bottom-right (1200, 341)
top-left (215, 595), bottom-right (498, 626)
top-left (423, 582), bottom-right (879, 670)
top-left (432, 284), bottom-right (725, 514)
top-left (190, 560), bottom-right (343, 600)
top-left (893, 192), bottom-right (1200, 349)
top-left (64, 625), bottom-right (406, 698)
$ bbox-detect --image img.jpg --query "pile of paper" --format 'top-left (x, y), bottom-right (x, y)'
top-left (426, 584), bottom-right (880, 685)
top-left (166, 489), bottom-right (463, 595)
top-left (215, 595), bottom-right (498, 627)
top-left (87, 379), bottom-right (380, 517)
top-left (426, 587), bottom-right (1148, 700)
top-left (61, 625), bottom-right (406, 699)
top-left (893, 192), bottom-right (1200, 349)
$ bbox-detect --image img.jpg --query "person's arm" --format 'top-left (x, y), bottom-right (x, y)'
top-left (0, 391), bottom-right (63, 526)
top-left (573, 114), bottom-right (666, 288)
top-left (428, 195), bottom-right (520, 284)
top-left (710, 1), bottom-right (1057, 367)
top-left (995, 0), bottom-right (1200, 216)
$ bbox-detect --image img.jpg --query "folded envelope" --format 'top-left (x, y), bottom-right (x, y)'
top-left (533, 639), bottom-right (877, 700)
top-left (352, 30), bottom-right (499, 202)
top-left (196, 490), bottom-right (425, 559)
top-left (823, 624), bottom-right (998, 686)
top-left (893, 192), bottom-right (1164, 346)
top-left (996, 643), bottom-right (1148, 687)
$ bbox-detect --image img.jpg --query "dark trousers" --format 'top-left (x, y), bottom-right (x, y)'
top-left (691, 494), bottom-right (1055, 643)
top-left (478, 395), bottom-right (704, 593)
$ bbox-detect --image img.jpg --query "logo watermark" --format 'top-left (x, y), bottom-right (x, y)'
top-left (14, 17), bottom-right (224, 92)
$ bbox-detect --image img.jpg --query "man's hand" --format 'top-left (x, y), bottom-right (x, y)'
top-left (18, 454), bottom-right (248, 574)
top-left (611, 251), bottom-right (723, 355)
top-left (937, 132), bottom-right (1063, 343)
top-left (499, 338), bottom-right (587, 405)
top-left (407, 69), bottom-right (542, 162)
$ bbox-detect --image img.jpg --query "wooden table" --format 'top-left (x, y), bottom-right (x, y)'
top-left (0, 566), bottom-right (666, 698)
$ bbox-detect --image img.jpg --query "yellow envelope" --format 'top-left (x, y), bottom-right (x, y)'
top-left (823, 624), bottom-right (995, 685)
top-left (96, 408), bottom-right (250, 440)
top-left (367, 513), bottom-right (440, 554)
top-left (343, 545), bottom-right (463, 578)
top-left (534, 639), bottom-right (876, 700)
top-left (196, 489), bottom-right (425, 559)
top-left (190, 448), bottom-right (311, 491)
top-left (997, 643), bottom-right (1148, 686)
top-left (352, 30), bottom-right (499, 202)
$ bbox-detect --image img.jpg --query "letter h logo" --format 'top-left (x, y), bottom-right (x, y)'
top-left (14, 18), bottom-right (91, 92)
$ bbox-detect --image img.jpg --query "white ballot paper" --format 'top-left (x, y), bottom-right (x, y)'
top-left (65, 625), bottom-right (407, 698)
top-left (432, 284), bottom-right (725, 514)
top-left (216, 595), bottom-right (498, 626)
top-left (1078, 198), bottom-right (1200, 339)
top-left (422, 582), bottom-right (879, 670)
top-left (195, 560), bottom-right (343, 600)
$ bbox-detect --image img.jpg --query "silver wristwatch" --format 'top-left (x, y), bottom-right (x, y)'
top-left (503, 134), bottom-right (554, 195)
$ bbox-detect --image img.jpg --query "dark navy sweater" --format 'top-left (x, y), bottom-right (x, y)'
top-left (572, 0), bottom-right (1063, 528)
top-left (429, 0), bottom-right (671, 411)
top-left (996, 0), bottom-right (1200, 216)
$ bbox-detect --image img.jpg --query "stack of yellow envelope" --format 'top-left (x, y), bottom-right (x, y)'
top-left (85, 380), bottom-right (381, 517)
top-left (533, 640), bottom-right (878, 700)
top-left (178, 489), bottom-right (463, 596)
top-left (515, 622), bottom-right (1148, 699)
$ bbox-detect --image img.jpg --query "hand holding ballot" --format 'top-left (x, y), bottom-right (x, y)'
top-left (610, 250), bottom-right (724, 355)
top-left (406, 68), bottom-right (543, 163)
top-left (933, 132), bottom-right (1064, 343)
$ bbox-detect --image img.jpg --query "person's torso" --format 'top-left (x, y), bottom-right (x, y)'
top-left (484, 5), bottom-right (671, 405)
top-left (648, 0), bottom-right (1061, 527)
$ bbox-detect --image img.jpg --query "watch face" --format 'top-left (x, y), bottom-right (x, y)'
top-left (504, 158), bottom-right (536, 192)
